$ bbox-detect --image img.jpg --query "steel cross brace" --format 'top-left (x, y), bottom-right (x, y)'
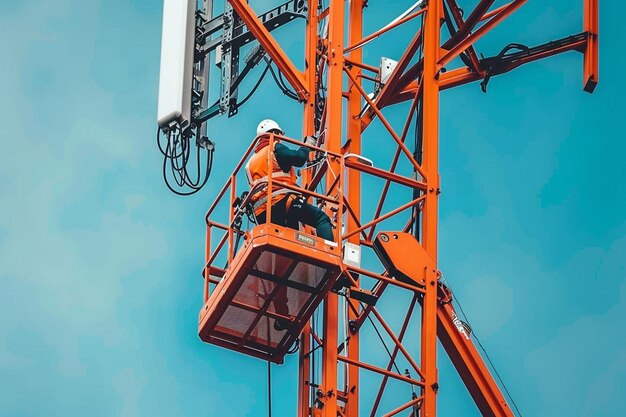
top-left (394, 32), bottom-right (591, 101)
top-left (194, 0), bottom-right (308, 124)
top-left (227, 0), bottom-right (308, 99)
top-left (197, 0), bottom-right (308, 56)
top-left (360, 0), bottom-right (597, 129)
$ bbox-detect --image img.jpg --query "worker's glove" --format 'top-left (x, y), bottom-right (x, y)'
top-left (303, 135), bottom-right (317, 148)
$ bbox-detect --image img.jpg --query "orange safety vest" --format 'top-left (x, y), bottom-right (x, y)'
top-left (245, 140), bottom-right (298, 216)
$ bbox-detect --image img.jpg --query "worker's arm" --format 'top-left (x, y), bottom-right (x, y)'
top-left (274, 142), bottom-right (310, 172)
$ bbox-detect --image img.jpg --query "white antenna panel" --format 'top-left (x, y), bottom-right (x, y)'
top-left (157, 0), bottom-right (196, 129)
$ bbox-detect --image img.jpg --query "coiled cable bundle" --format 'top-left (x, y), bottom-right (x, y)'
top-left (157, 124), bottom-right (214, 196)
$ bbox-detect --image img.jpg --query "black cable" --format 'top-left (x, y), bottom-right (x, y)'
top-left (156, 127), bottom-right (168, 155)
top-left (267, 361), bottom-right (272, 417)
top-left (311, 307), bottom-right (317, 390)
top-left (412, 12), bottom-right (425, 239)
top-left (266, 60), bottom-right (301, 101)
top-left (480, 42), bottom-right (530, 93)
top-left (179, 133), bottom-right (199, 187)
top-left (365, 312), bottom-right (402, 375)
top-left (287, 337), bottom-right (300, 354)
top-left (238, 62), bottom-right (272, 107)
top-left (157, 126), bottom-right (183, 158)
top-left (170, 138), bottom-right (187, 187)
top-left (160, 14), bottom-right (309, 196)
top-left (168, 132), bottom-right (186, 187)
top-left (452, 290), bottom-right (524, 417)
top-left (277, 66), bottom-right (298, 97)
top-left (442, 0), bottom-right (473, 69)
top-left (160, 129), bottom-right (213, 196)
top-left (158, 127), bottom-right (184, 159)
top-left (186, 140), bottom-right (202, 187)
top-left (357, 300), bottom-right (420, 403)
top-left (232, 228), bottom-right (243, 258)
top-left (304, 341), bottom-right (324, 358)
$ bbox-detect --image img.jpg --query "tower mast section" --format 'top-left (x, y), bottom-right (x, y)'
top-left (160, 0), bottom-right (601, 415)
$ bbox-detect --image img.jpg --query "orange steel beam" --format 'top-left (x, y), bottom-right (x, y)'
top-left (344, 66), bottom-right (427, 179)
top-left (361, 28), bottom-right (424, 129)
top-left (358, 0), bottom-right (579, 123)
top-left (344, 158), bottom-right (427, 191)
top-left (344, 57), bottom-right (379, 74)
top-left (365, 0), bottom-right (499, 127)
top-left (345, 8), bottom-right (426, 53)
top-left (338, 355), bottom-right (425, 387)
top-left (342, 197), bottom-right (368, 241)
top-left (438, 0), bottom-right (527, 69)
top-left (444, 0), bottom-right (495, 46)
top-left (342, 195), bottom-right (427, 241)
top-left (298, 3), bottom-right (318, 412)
top-left (369, 294), bottom-right (419, 417)
top-left (226, 0), bottom-right (308, 100)
top-left (437, 293), bottom-right (514, 417)
top-left (382, 396), bottom-right (424, 417)
top-left (361, 0), bottom-right (533, 123)
top-left (368, 90), bottom-right (422, 241)
top-left (444, 0), bottom-right (482, 72)
top-left (393, 34), bottom-right (590, 102)
top-left (584, 0), bottom-right (599, 92)
top-left (320, 0), bottom-right (344, 415)
top-left (345, 1), bottom-right (364, 416)
top-left (346, 265), bottom-right (426, 295)
top-left (371, 306), bottom-right (425, 379)
top-left (198, 1), bottom-right (600, 416)
top-left (420, 2), bottom-right (443, 416)
top-left (360, 0), bottom-right (492, 128)
top-left (481, 2), bottom-right (515, 21)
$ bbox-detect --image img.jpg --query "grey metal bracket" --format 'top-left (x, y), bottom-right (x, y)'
top-left (194, 0), bottom-right (308, 125)
top-left (197, 0), bottom-right (308, 57)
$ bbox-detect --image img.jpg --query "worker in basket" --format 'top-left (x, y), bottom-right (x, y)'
top-left (245, 118), bottom-right (334, 242)
top-left (244, 119), bottom-right (333, 333)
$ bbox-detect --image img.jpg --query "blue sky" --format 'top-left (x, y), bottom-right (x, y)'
top-left (0, 0), bottom-right (624, 416)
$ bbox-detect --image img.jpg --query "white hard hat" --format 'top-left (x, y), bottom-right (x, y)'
top-left (256, 119), bottom-right (284, 136)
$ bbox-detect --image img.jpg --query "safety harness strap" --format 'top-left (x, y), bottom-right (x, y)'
top-left (250, 172), bottom-right (294, 188)
top-left (252, 188), bottom-right (294, 211)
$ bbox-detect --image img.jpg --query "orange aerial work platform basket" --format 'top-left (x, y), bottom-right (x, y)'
top-left (199, 224), bottom-right (341, 363)
top-left (199, 133), bottom-right (345, 363)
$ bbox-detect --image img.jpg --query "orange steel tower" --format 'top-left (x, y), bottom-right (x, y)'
top-left (187, 1), bottom-right (599, 416)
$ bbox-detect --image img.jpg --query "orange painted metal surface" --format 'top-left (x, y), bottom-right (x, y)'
top-left (373, 232), bottom-right (435, 286)
top-left (199, 224), bottom-right (341, 363)
top-left (345, 2), bottom-right (363, 416)
top-left (226, 0), bottom-right (308, 99)
top-left (420, 3), bottom-right (443, 414)
top-left (198, 1), bottom-right (600, 415)
top-left (319, 1), bottom-right (344, 414)
top-left (584, 0), bottom-right (599, 92)
top-left (437, 284), bottom-right (514, 417)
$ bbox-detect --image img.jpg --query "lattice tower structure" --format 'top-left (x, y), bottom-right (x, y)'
top-left (192, 1), bottom-right (599, 416)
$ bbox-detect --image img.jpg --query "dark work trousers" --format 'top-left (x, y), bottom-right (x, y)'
top-left (256, 195), bottom-right (334, 241)
top-left (255, 195), bottom-right (333, 331)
